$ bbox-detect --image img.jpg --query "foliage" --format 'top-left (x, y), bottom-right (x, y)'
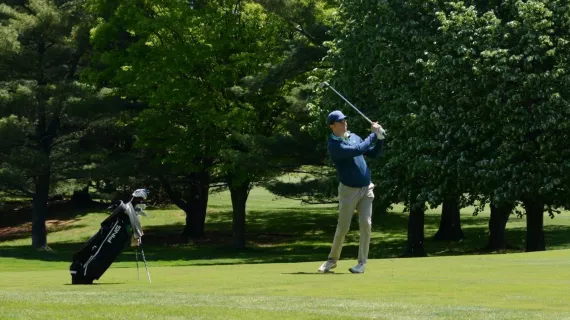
top-left (0, 0), bottom-right (142, 247)
top-left (327, 0), bottom-right (570, 211)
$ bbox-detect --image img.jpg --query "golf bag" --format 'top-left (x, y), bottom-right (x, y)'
top-left (70, 190), bottom-right (147, 285)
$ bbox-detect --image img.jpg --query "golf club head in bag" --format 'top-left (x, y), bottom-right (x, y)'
top-left (130, 189), bottom-right (151, 283)
top-left (132, 188), bottom-right (149, 200)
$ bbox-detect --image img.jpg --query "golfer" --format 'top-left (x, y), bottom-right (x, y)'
top-left (318, 110), bottom-right (385, 273)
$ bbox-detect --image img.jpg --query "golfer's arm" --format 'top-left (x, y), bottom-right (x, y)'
top-left (365, 139), bottom-right (385, 158)
top-left (329, 133), bottom-right (377, 159)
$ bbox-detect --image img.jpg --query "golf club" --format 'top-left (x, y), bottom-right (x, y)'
top-left (320, 82), bottom-right (386, 136)
top-left (320, 81), bottom-right (374, 124)
top-left (140, 246), bottom-right (151, 283)
top-left (135, 248), bottom-right (140, 280)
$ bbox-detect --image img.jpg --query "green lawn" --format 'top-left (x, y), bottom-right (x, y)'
top-left (1, 187), bottom-right (570, 319)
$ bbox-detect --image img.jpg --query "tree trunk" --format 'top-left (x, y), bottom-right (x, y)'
top-left (229, 180), bottom-right (251, 249)
top-left (71, 185), bottom-right (92, 209)
top-left (159, 172), bottom-right (211, 243)
top-left (182, 181), bottom-right (209, 241)
top-left (32, 81), bottom-right (52, 249)
top-left (485, 200), bottom-right (512, 250)
top-left (401, 199), bottom-right (427, 258)
top-left (523, 198), bottom-right (545, 252)
top-left (32, 172), bottom-right (50, 249)
top-left (433, 196), bottom-right (464, 241)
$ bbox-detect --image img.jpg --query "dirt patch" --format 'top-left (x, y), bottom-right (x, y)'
top-left (0, 219), bottom-right (79, 242)
top-left (0, 204), bottom-right (32, 227)
top-left (0, 199), bottom-right (109, 228)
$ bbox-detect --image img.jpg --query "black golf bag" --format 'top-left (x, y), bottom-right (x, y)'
top-left (69, 202), bottom-right (136, 284)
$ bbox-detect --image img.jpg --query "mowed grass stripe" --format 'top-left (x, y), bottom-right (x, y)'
top-left (1, 253), bottom-right (570, 319)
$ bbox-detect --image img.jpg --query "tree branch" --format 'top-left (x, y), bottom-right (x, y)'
top-left (0, 180), bottom-right (34, 197)
top-left (158, 175), bottom-right (189, 210)
top-left (20, 3), bottom-right (35, 15)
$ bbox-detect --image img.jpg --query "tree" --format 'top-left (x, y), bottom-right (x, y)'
top-left (325, 0), bottom-right (447, 257)
top-left (328, 0), bottom-right (570, 255)
top-left (86, 0), bottom-right (333, 246)
top-left (224, 0), bottom-right (338, 247)
top-left (433, 196), bottom-right (464, 242)
top-left (437, 0), bottom-right (570, 251)
top-left (0, 0), bottom-right (123, 248)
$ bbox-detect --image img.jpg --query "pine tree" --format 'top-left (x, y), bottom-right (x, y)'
top-left (0, 0), bottom-right (126, 248)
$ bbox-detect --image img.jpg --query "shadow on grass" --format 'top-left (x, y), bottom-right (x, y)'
top-left (1, 206), bottom-right (570, 266)
top-left (281, 272), bottom-right (351, 275)
top-left (63, 283), bottom-right (126, 285)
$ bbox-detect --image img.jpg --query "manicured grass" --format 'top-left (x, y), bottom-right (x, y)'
top-left (1, 251), bottom-right (570, 319)
top-left (1, 187), bottom-right (570, 319)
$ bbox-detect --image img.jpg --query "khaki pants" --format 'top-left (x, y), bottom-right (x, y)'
top-left (328, 182), bottom-right (375, 263)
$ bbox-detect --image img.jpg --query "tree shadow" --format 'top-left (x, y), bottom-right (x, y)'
top-left (63, 282), bottom-right (126, 285)
top-left (280, 272), bottom-right (351, 275)
top-left (2, 205), bottom-right (570, 265)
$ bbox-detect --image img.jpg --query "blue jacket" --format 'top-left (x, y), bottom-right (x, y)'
top-left (327, 132), bottom-right (384, 188)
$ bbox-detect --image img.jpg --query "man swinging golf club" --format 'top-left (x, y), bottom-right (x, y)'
top-left (318, 110), bottom-right (385, 274)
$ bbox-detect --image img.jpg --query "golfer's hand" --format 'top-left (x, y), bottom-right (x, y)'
top-left (371, 122), bottom-right (386, 140)
top-left (371, 122), bottom-right (381, 132)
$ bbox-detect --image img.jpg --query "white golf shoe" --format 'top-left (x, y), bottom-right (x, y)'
top-left (349, 261), bottom-right (366, 274)
top-left (318, 258), bottom-right (337, 273)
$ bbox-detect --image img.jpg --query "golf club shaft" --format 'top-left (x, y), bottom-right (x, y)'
top-left (140, 247), bottom-right (151, 283)
top-left (135, 248), bottom-right (140, 280)
top-left (323, 82), bottom-right (373, 124)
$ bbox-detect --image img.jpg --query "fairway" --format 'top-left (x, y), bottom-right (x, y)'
top-left (2, 187), bottom-right (570, 319)
top-left (4, 1), bottom-right (570, 319)
top-left (1, 252), bottom-right (570, 319)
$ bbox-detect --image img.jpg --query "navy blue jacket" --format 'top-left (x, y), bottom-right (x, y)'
top-left (327, 132), bottom-right (384, 188)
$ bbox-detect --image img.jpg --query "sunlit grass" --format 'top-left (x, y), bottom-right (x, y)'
top-left (1, 187), bottom-right (570, 319)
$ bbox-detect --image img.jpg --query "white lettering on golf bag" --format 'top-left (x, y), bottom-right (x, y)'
top-left (107, 225), bottom-right (122, 244)
top-left (83, 220), bottom-right (120, 276)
